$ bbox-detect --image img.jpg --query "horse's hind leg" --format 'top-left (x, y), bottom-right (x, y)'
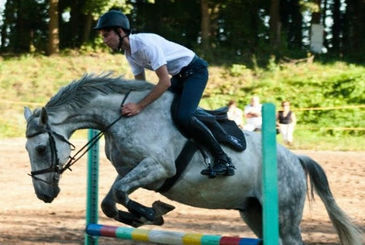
top-left (239, 197), bottom-right (263, 238)
top-left (278, 179), bottom-right (306, 244)
top-left (239, 197), bottom-right (304, 245)
top-left (279, 207), bottom-right (304, 245)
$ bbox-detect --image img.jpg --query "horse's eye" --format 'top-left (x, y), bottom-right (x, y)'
top-left (35, 145), bottom-right (47, 155)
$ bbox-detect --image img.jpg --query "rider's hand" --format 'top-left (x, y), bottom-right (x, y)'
top-left (122, 103), bottom-right (142, 117)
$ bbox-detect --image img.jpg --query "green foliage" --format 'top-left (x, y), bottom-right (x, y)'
top-left (204, 60), bottom-right (365, 140)
top-left (229, 64), bottom-right (251, 77)
top-left (83, 0), bottom-right (132, 17)
top-left (299, 0), bottom-right (320, 12)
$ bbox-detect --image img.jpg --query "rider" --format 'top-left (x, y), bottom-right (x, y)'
top-left (94, 10), bottom-right (236, 177)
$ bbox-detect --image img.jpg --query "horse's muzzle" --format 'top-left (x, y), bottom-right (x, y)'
top-left (35, 186), bottom-right (60, 203)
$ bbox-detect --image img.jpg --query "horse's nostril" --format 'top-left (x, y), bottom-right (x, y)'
top-left (36, 145), bottom-right (47, 155)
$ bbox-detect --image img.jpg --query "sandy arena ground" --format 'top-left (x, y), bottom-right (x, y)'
top-left (0, 138), bottom-right (364, 245)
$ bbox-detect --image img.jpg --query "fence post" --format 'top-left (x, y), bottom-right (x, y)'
top-left (85, 129), bottom-right (99, 245)
top-left (262, 103), bottom-right (279, 245)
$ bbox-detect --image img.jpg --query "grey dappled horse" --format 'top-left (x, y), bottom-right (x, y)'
top-left (24, 74), bottom-right (362, 245)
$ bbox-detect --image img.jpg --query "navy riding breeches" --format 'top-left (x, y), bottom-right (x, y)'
top-left (169, 56), bottom-right (209, 135)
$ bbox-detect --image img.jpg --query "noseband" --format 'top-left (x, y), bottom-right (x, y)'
top-left (27, 90), bottom-right (131, 185)
top-left (27, 126), bottom-right (75, 185)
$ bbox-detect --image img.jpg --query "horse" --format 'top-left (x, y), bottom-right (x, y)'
top-left (24, 74), bottom-right (362, 245)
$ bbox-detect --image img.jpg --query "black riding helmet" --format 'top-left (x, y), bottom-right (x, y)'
top-left (94, 10), bottom-right (130, 51)
top-left (94, 10), bottom-right (130, 32)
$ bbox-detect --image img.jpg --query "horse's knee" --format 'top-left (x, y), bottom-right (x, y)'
top-left (112, 183), bottom-right (129, 205)
top-left (101, 197), bottom-right (117, 218)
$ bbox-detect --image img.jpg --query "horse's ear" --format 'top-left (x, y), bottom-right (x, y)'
top-left (39, 107), bottom-right (48, 125)
top-left (24, 107), bottom-right (33, 122)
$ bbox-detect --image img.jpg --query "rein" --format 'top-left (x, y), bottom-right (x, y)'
top-left (28, 90), bottom-right (131, 184)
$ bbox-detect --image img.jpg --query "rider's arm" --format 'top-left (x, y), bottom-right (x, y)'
top-left (122, 65), bottom-right (170, 116)
top-left (137, 65), bottom-right (171, 110)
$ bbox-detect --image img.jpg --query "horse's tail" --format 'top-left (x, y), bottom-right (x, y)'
top-left (298, 155), bottom-right (363, 245)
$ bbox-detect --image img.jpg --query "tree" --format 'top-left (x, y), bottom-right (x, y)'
top-left (331, 0), bottom-right (341, 53)
top-left (270, 0), bottom-right (281, 49)
top-left (1, 0), bottom-right (47, 53)
top-left (343, 0), bottom-right (365, 57)
top-left (322, 0), bottom-right (329, 49)
top-left (0, 0), bottom-right (12, 50)
top-left (201, 0), bottom-right (211, 53)
top-left (280, 0), bottom-right (303, 49)
top-left (58, 0), bottom-right (131, 49)
top-left (311, 0), bottom-right (321, 24)
top-left (0, 0), bottom-right (362, 62)
top-left (131, 0), bottom-right (200, 49)
top-left (48, 0), bottom-right (59, 55)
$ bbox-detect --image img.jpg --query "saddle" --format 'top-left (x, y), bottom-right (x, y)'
top-left (157, 106), bottom-right (246, 193)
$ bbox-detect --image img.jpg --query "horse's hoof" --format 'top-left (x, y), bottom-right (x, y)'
top-left (115, 210), bottom-right (143, 227)
top-left (152, 216), bottom-right (164, 226)
top-left (127, 200), bottom-right (156, 221)
top-left (152, 200), bottom-right (175, 217)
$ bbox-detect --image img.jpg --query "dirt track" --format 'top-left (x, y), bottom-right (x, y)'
top-left (0, 138), bottom-right (364, 245)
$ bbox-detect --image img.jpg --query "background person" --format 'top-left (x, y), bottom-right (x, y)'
top-left (243, 96), bottom-right (262, 131)
top-left (227, 100), bottom-right (244, 128)
top-left (277, 101), bottom-right (296, 145)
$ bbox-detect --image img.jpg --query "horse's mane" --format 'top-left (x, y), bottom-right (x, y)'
top-left (45, 73), bottom-right (154, 111)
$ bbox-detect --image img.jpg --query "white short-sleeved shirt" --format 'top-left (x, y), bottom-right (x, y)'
top-left (126, 33), bottom-right (195, 76)
top-left (244, 104), bottom-right (262, 130)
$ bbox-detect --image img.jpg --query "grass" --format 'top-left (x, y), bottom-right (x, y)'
top-left (282, 130), bottom-right (365, 151)
top-left (0, 52), bottom-right (364, 151)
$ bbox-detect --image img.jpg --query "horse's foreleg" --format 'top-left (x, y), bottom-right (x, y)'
top-left (111, 157), bottom-right (175, 223)
top-left (101, 189), bottom-right (144, 227)
top-left (101, 176), bottom-right (121, 219)
top-left (101, 175), bottom-right (170, 227)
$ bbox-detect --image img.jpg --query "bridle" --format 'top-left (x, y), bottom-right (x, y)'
top-left (27, 90), bottom-right (131, 185)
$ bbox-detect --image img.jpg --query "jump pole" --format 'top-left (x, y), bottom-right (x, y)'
top-left (85, 129), bottom-right (99, 245)
top-left (86, 223), bottom-right (261, 245)
top-left (261, 103), bottom-right (279, 245)
top-left (84, 103), bottom-right (278, 245)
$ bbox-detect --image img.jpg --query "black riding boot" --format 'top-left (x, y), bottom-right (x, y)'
top-left (189, 117), bottom-right (235, 177)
